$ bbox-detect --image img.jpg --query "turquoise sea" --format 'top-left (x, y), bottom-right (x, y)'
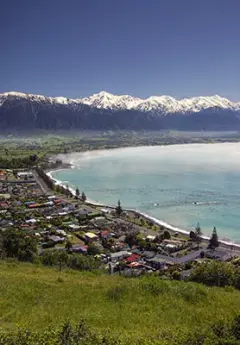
top-left (51, 143), bottom-right (240, 243)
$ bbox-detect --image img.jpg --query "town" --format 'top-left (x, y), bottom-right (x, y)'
top-left (1, 166), bottom-right (240, 282)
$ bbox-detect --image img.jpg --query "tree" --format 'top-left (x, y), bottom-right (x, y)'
top-left (163, 230), bottom-right (171, 240)
top-left (57, 251), bottom-right (68, 271)
top-left (102, 238), bottom-right (114, 250)
top-left (65, 185), bottom-right (71, 198)
top-left (1, 229), bottom-right (37, 262)
top-left (75, 187), bottom-right (80, 199)
top-left (87, 243), bottom-right (101, 255)
top-left (189, 230), bottom-right (197, 241)
top-left (29, 154), bottom-right (38, 163)
top-left (190, 261), bottom-right (234, 287)
top-left (209, 226), bottom-right (219, 250)
top-left (172, 270), bottom-right (181, 280)
top-left (65, 240), bottom-right (73, 252)
top-left (125, 232), bottom-right (138, 247)
top-left (115, 199), bottom-right (123, 216)
top-left (195, 223), bottom-right (202, 248)
top-left (81, 191), bottom-right (87, 202)
top-left (55, 184), bottom-right (61, 194)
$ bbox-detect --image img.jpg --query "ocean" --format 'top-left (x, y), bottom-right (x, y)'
top-left (51, 143), bottom-right (240, 243)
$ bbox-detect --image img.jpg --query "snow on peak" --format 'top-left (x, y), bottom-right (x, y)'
top-left (1, 90), bottom-right (240, 113)
top-left (80, 91), bottom-right (143, 110)
top-left (79, 91), bottom-right (240, 113)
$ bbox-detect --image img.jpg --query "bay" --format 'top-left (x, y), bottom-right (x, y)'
top-left (52, 143), bottom-right (240, 242)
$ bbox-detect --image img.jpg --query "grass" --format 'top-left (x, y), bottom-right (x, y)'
top-left (0, 260), bottom-right (240, 340)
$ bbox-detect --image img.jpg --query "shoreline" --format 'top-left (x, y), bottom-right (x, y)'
top-left (46, 164), bottom-right (240, 250)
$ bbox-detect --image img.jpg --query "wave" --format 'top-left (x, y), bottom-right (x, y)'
top-left (193, 201), bottom-right (220, 206)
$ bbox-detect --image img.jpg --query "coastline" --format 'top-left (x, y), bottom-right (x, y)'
top-left (46, 164), bottom-right (240, 250)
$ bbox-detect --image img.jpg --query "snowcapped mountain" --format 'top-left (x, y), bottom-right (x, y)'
top-left (0, 90), bottom-right (240, 131)
top-left (79, 91), bottom-right (240, 114)
top-left (1, 91), bottom-right (239, 114)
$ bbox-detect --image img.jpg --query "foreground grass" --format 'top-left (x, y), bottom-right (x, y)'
top-left (0, 261), bottom-right (240, 340)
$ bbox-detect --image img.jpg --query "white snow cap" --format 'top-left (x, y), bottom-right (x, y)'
top-left (1, 91), bottom-right (240, 113)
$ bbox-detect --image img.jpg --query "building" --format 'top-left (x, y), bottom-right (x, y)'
top-left (110, 251), bottom-right (131, 262)
top-left (85, 232), bottom-right (98, 242)
top-left (17, 171), bottom-right (34, 179)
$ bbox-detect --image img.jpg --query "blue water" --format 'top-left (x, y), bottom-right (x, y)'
top-left (52, 143), bottom-right (240, 242)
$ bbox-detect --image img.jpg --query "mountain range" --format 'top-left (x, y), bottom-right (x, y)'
top-left (0, 91), bottom-right (240, 131)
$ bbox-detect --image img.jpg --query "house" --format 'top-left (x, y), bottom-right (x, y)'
top-left (49, 235), bottom-right (65, 244)
top-left (25, 218), bottom-right (38, 224)
top-left (58, 211), bottom-right (68, 216)
top-left (147, 254), bottom-right (176, 269)
top-left (146, 235), bottom-right (156, 241)
top-left (48, 195), bottom-right (56, 200)
top-left (110, 251), bottom-right (131, 262)
top-left (56, 229), bottom-right (67, 236)
top-left (71, 244), bottom-right (88, 254)
top-left (0, 202), bottom-right (8, 209)
top-left (90, 216), bottom-right (106, 226)
top-left (85, 232), bottom-right (98, 242)
top-left (124, 253), bottom-right (140, 264)
top-left (0, 193), bottom-right (11, 200)
top-left (68, 224), bottom-right (81, 231)
top-left (165, 243), bottom-right (177, 251)
top-left (141, 251), bottom-right (155, 259)
top-left (77, 210), bottom-right (90, 220)
top-left (100, 230), bottom-right (112, 239)
top-left (17, 171), bottom-right (33, 179)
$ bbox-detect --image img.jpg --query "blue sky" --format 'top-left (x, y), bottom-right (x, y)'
top-left (1, 0), bottom-right (240, 100)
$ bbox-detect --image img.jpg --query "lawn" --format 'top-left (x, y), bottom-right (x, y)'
top-left (0, 260), bottom-right (240, 342)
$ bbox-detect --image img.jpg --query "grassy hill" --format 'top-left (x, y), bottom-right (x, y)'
top-left (0, 260), bottom-right (240, 344)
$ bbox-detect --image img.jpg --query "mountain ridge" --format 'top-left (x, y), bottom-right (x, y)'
top-left (1, 90), bottom-right (240, 114)
top-left (1, 91), bottom-right (240, 131)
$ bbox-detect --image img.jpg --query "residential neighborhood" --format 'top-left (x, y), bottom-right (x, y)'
top-left (0, 168), bottom-right (239, 279)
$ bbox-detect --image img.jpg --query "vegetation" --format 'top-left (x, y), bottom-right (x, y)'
top-left (75, 187), bottom-right (80, 198)
top-left (0, 229), bottom-right (101, 271)
top-left (115, 199), bottom-right (123, 216)
top-left (81, 191), bottom-right (87, 202)
top-left (195, 222), bottom-right (202, 248)
top-left (1, 131), bottom-right (240, 170)
top-left (209, 226), bottom-right (219, 250)
top-left (0, 260), bottom-right (240, 344)
top-left (0, 229), bottom-right (37, 262)
top-left (190, 260), bottom-right (240, 289)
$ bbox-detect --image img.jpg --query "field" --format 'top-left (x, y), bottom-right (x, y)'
top-left (0, 260), bottom-right (240, 343)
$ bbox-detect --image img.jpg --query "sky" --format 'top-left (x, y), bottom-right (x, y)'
top-left (1, 0), bottom-right (240, 100)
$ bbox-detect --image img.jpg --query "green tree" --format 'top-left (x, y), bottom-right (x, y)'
top-left (172, 270), bottom-right (181, 280)
top-left (163, 230), bottom-right (171, 240)
top-left (87, 243), bottom-right (101, 255)
top-left (81, 191), bottom-right (87, 202)
top-left (65, 240), bottom-right (73, 252)
top-left (190, 261), bottom-right (235, 287)
top-left (209, 226), bottom-right (219, 250)
top-left (125, 232), bottom-right (138, 247)
top-left (1, 229), bottom-right (37, 262)
top-left (75, 187), bottom-right (80, 198)
top-left (116, 199), bottom-right (123, 216)
top-left (189, 230), bottom-right (197, 241)
top-left (57, 250), bottom-right (68, 271)
top-left (195, 223), bottom-right (202, 249)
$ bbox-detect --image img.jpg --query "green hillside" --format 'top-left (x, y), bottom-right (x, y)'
top-left (0, 260), bottom-right (240, 344)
